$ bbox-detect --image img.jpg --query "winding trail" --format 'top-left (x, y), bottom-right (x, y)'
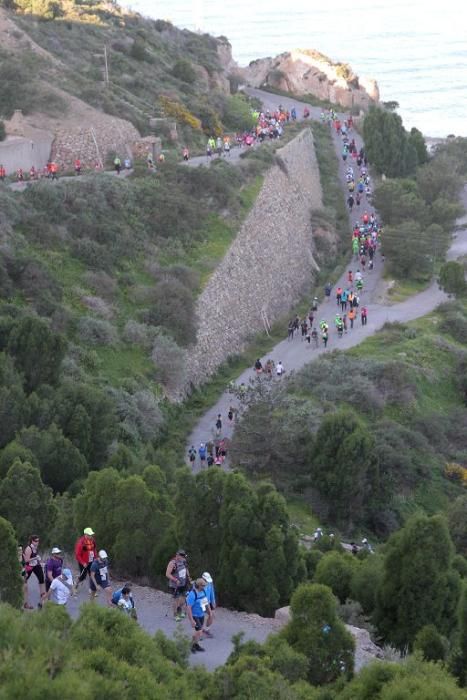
top-left (24, 91), bottom-right (467, 675)
top-left (186, 88), bottom-right (467, 466)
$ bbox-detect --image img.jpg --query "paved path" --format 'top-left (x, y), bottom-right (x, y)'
top-left (8, 167), bottom-right (133, 192)
top-left (186, 89), bottom-right (467, 467)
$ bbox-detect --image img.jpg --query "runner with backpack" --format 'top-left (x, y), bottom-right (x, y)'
top-left (166, 550), bottom-right (191, 622)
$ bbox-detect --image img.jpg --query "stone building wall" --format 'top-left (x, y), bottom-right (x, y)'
top-left (184, 128), bottom-right (322, 390)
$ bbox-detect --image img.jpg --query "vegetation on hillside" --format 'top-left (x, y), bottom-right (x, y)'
top-left (364, 113), bottom-right (466, 286)
top-left (230, 301), bottom-right (467, 536)
top-left (0, 0), bottom-right (246, 146)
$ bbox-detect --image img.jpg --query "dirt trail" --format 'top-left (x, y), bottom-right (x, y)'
top-left (26, 573), bottom-right (281, 671)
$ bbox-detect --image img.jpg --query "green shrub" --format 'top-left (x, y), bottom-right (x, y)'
top-left (314, 551), bottom-right (357, 603)
top-left (77, 316), bottom-right (118, 346)
top-left (414, 624), bottom-right (447, 662)
top-left (172, 58), bottom-right (196, 84)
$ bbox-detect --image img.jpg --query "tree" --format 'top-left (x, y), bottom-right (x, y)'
top-left (310, 410), bottom-right (378, 525)
top-left (449, 583), bottom-right (467, 686)
top-left (74, 468), bottom-right (174, 576)
top-left (413, 624), bottom-right (447, 662)
top-left (363, 107), bottom-right (416, 177)
top-left (408, 127), bottom-right (428, 165)
top-left (51, 382), bottom-right (117, 467)
top-left (175, 470), bottom-right (304, 615)
top-left (0, 460), bottom-right (56, 545)
top-left (374, 514), bottom-right (461, 651)
top-left (373, 179), bottom-right (428, 227)
top-left (172, 58), bottom-right (196, 84)
top-left (439, 262), bottom-right (466, 297)
top-left (448, 496), bottom-right (467, 557)
top-left (383, 220), bottom-right (433, 279)
top-left (0, 352), bottom-right (27, 448)
top-left (350, 554), bottom-right (384, 615)
top-left (314, 551), bottom-right (357, 603)
top-left (0, 516), bottom-right (23, 608)
top-left (222, 95), bottom-right (256, 132)
top-left (283, 583), bottom-right (354, 685)
top-left (7, 316), bottom-right (66, 392)
top-left (338, 656), bottom-right (466, 699)
top-left (18, 424), bottom-right (88, 493)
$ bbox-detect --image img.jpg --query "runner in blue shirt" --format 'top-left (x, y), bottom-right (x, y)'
top-left (201, 572), bottom-right (216, 638)
top-left (186, 578), bottom-right (211, 653)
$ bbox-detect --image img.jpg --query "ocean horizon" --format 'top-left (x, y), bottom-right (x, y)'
top-left (126, 0), bottom-right (467, 138)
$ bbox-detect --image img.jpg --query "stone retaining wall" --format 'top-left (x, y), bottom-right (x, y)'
top-left (184, 128), bottom-right (322, 390)
top-left (50, 116), bottom-right (140, 169)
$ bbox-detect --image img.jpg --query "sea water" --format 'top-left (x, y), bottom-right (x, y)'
top-left (128, 0), bottom-right (467, 137)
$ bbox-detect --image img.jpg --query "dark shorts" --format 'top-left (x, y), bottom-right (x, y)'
top-left (170, 585), bottom-right (187, 598)
top-left (26, 564), bottom-right (44, 584)
top-left (90, 579), bottom-right (110, 592)
top-left (193, 615), bottom-right (204, 631)
top-left (78, 562), bottom-right (92, 583)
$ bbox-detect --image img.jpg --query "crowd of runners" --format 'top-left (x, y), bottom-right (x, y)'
top-left (19, 530), bottom-right (217, 654)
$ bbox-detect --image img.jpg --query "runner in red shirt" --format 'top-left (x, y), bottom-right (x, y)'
top-left (73, 527), bottom-right (97, 594)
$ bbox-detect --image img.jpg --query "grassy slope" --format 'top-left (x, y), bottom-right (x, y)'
top-left (7, 4), bottom-right (228, 143)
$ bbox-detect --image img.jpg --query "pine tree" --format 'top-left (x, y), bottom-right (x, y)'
top-left (283, 583), bottom-right (354, 685)
top-left (0, 460), bottom-right (57, 545)
top-left (0, 516), bottom-right (24, 608)
top-left (374, 514), bottom-right (461, 651)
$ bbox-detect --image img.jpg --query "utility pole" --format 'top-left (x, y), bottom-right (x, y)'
top-left (103, 46), bottom-right (109, 85)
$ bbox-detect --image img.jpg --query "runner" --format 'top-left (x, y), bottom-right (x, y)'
top-left (182, 146), bottom-right (190, 161)
top-left (276, 361), bottom-right (285, 377)
top-left (89, 550), bottom-right (112, 605)
top-left (201, 571), bottom-right (216, 638)
top-left (188, 445), bottom-right (197, 465)
top-left (361, 306), bottom-right (368, 326)
top-left (199, 443), bottom-right (207, 465)
top-left (311, 326), bottom-right (319, 348)
top-left (348, 307), bottom-right (356, 329)
top-left (45, 568), bottom-right (73, 606)
top-left (112, 584), bottom-right (137, 618)
top-left (0, 164), bottom-right (5, 181)
top-left (186, 578), bottom-right (211, 653)
top-left (73, 527), bottom-right (97, 595)
top-left (254, 358), bottom-right (263, 374)
top-left (166, 550), bottom-right (191, 622)
top-left (215, 414), bottom-right (222, 436)
top-left (45, 547), bottom-right (63, 592)
top-left (114, 156), bottom-right (121, 174)
top-left (74, 159), bottom-right (81, 175)
top-left (336, 286), bottom-right (342, 307)
top-left (23, 535), bottom-right (46, 609)
top-left (321, 327), bottom-right (329, 348)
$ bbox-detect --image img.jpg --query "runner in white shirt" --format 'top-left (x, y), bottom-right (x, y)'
top-left (46, 568), bottom-right (73, 606)
top-left (276, 361), bottom-right (285, 377)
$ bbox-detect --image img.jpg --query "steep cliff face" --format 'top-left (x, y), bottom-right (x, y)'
top-left (243, 49), bottom-right (379, 110)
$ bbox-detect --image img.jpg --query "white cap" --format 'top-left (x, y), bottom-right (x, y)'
top-left (202, 572), bottom-right (213, 584)
top-left (51, 547), bottom-right (62, 554)
top-left (62, 568), bottom-right (73, 585)
top-left (98, 549), bottom-right (108, 559)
